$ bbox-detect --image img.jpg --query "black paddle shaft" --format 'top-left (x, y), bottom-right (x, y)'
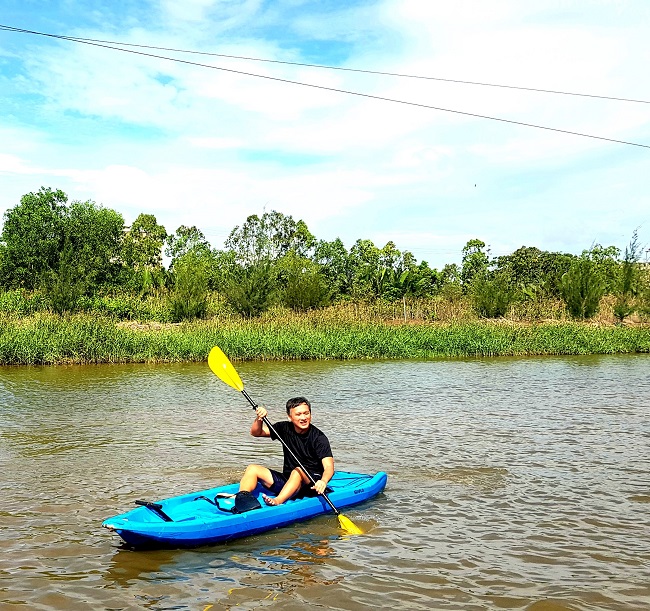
top-left (240, 389), bottom-right (340, 515)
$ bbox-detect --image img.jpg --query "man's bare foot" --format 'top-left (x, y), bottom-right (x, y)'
top-left (262, 494), bottom-right (280, 506)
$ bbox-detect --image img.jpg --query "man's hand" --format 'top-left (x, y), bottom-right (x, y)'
top-left (312, 479), bottom-right (327, 494)
top-left (250, 406), bottom-right (271, 437)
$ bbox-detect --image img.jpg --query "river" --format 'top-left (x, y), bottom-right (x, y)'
top-left (1, 355), bottom-right (649, 610)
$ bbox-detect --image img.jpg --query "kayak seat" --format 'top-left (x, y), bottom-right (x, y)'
top-left (194, 491), bottom-right (262, 514)
top-left (233, 490), bottom-right (262, 513)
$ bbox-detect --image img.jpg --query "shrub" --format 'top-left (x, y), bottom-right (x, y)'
top-left (470, 274), bottom-right (516, 318)
top-left (561, 258), bottom-right (605, 319)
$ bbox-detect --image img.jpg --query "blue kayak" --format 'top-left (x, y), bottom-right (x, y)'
top-left (103, 471), bottom-right (387, 547)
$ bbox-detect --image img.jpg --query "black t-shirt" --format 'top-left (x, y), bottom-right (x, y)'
top-left (270, 421), bottom-right (333, 479)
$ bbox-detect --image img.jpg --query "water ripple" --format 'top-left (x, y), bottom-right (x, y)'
top-left (1, 355), bottom-right (649, 610)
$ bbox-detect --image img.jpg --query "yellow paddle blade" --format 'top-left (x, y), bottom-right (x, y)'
top-left (338, 514), bottom-right (363, 535)
top-left (208, 346), bottom-right (244, 392)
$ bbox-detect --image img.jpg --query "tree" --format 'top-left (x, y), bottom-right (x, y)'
top-left (165, 225), bottom-right (210, 268)
top-left (348, 239), bottom-right (382, 299)
top-left (40, 239), bottom-right (86, 314)
top-left (121, 214), bottom-right (167, 270)
top-left (223, 261), bottom-right (277, 317)
top-left (440, 263), bottom-right (461, 286)
top-left (0, 187), bottom-right (67, 289)
top-left (585, 244), bottom-right (620, 294)
top-left (561, 254), bottom-right (606, 319)
top-left (412, 261), bottom-right (441, 297)
top-left (120, 214), bottom-right (168, 296)
top-left (313, 238), bottom-right (352, 298)
top-left (495, 246), bottom-right (574, 297)
top-left (0, 189), bottom-right (125, 310)
top-left (225, 211), bottom-right (315, 266)
top-left (470, 272), bottom-right (516, 318)
top-left (613, 229), bottom-right (642, 322)
top-left (461, 239), bottom-right (490, 290)
top-left (280, 252), bottom-right (330, 311)
top-left (168, 250), bottom-right (210, 321)
top-left (65, 200), bottom-right (125, 286)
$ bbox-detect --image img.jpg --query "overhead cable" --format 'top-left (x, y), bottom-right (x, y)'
top-left (2, 24), bottom-right (648, 105)
top-left (1, 24), bottom-right (649, 149)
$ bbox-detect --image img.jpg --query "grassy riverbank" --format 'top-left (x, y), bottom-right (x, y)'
top-left (0, 311), bottom-right (648, 365)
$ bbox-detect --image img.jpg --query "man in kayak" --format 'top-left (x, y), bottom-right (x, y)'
top-left (238, 397), bottom-right (334, 506)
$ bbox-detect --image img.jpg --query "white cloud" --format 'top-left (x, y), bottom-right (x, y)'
top-left (1, 0), bottom-right (648, 269)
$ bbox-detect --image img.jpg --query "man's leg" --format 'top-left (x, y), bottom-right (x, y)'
top-left (239, 464), bottom-right (274, 492)
top-left (262, 468), bottom-right (308, 506)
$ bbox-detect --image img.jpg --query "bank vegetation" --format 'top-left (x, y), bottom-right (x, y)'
top-left (0, 188), bottom-right (649, 365)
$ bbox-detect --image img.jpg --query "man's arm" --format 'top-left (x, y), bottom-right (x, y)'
top-left (312, 456), bottom-right (334, 494)
top-left (250, 406), bottom-right (271, 437)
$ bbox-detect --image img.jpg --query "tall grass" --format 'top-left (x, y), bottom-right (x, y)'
top-left (0, 312), bottom-right (648, 365)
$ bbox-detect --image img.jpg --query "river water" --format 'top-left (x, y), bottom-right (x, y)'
top-left (1, 355), bottom-right (649, 610)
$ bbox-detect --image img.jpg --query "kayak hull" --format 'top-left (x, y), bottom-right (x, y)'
top-left (102, 471), bottom-right (387, 548)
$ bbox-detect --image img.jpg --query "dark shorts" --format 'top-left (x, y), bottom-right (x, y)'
top-left (267, 469), bottom-right (322, 499)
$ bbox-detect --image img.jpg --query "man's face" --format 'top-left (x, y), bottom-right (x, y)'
top-left (289, 403), bottom-right (312, 432)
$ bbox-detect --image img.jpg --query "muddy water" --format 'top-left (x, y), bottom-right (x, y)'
top-left (1, 355), bottom-right (649, 610)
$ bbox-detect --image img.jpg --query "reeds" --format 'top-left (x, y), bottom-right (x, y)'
top-left (0, 312), bottom-right (648, 365)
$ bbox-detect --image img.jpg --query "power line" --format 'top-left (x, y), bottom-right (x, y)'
top-left (1, 24), bottom-right (649, 150)
top-left (2, 23), bottom-right (649, 105)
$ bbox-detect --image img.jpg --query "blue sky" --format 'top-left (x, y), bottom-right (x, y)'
top-left (1, 0), bottom-right (649, 268)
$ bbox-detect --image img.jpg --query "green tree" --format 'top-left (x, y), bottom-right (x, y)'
top-left (40, 239), bottom-right (86, 314)
top-left (120, 214), bottom-right (168, 296)
top-left (461, 239), bottom-right (490, 290)
top-left (470, 272), bottom-right (516, 318)
top-left (348, 239), bottom-right (382, 298)
top-left (165, 225), bottom-right (210, 268)
top-left (495, 246), bottom-right (574, 297)
top-left (208, 249), bottom-right (236, 292)
top-left (1, 189), bottom-right (125, 310)
top-left (313, 238), bottom-right (352, 298)
top-left (560, 254), bottom-right (606, 319)
top-left (168, 250), bottom-right (210, 321)
top-left (378, 242), bottom-right (419, 300)
top-left (225, 211), bottom-right (315, 266)
top-left (586, 244), bottom-right (620, 294)
top-left (121, 214), bottom-right (168, 270)
top-left (440, 263), bottom-right (461, 286)
top-left (223, 260), bottom-right (277, 317)
top-left (411, 261), bottom-right (441, 297)
top-left (613, 229), bottom-right (642, 322)
top-left (39, 202), bottom-right (125, 312)
top-left (65, 200), bottom-right (125, 286)
top-left (0, 187), bottom-right (67, 289)
top-left (280, 252), bottom-right (330, 311)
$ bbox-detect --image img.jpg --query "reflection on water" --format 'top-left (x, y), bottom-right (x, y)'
top-left (1, 355), bottom-right (649, 610)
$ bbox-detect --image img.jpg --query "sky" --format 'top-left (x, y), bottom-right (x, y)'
top-left (1, 0), bottom-right (649, 269)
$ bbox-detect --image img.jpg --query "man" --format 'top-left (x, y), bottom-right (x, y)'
top-left (238, 397), bottom-right (334, 506)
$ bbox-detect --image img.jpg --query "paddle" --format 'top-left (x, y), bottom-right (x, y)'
top-left (208, 346), bottom-right (363, 535)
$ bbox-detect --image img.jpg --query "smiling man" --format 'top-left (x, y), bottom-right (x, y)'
top-left (238, 397), bottom-right (334, 507)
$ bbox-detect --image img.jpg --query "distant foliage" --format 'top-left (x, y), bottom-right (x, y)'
top-left (561, 257), bottom-right (606, 319)
top-left (613, 229), bottom-right (642, 322)
top-left (470, 273), bottom-right (516, 318)
top-left (1, 189), bottom-right (648, 324)
top-left (121, 213), bottom-right (167, 270)
top-left (280, 253), bottom-right (330, 311)
top-left (0, 289), bottom-right (48, 315)
top-left (168, 251), bottom-right (210, 322)
top-left (40, 241), bottom-right (87, 314)
top-left (223, 261), bottom-right (277, 317)
top-left (461, 239), bottom-right (490, 291)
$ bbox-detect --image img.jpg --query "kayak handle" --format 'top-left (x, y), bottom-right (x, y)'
top-left (135, 499), bottom-right (173, 522)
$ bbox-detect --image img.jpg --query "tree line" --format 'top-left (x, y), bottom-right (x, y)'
top-left (0, 187), bottom-right (648, 322)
